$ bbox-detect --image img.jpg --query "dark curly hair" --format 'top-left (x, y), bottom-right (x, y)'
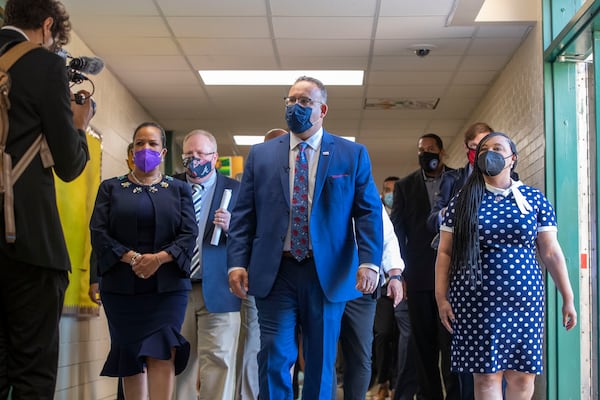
top-left (3, 0), bottom-right (71, 48)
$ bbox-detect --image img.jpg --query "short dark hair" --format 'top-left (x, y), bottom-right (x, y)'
top-left (294, 76), bottom-right (328, 103)
top-left (133, 122), bottom-right (166, 147)
top-left (384, 176), bottom-right (399, 183)
top-left (419, 133), bottom-right (444, 150)
top-left (4, 0), bottom-right (72, 48)
top-left (464, 122), bottom-right (493, 144)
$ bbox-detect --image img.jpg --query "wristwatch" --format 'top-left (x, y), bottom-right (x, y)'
top-left (388, 274), bottom-right (403, 282)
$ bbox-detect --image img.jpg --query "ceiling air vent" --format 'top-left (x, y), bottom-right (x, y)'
top-left (364, 98), bottom-right (440, 110)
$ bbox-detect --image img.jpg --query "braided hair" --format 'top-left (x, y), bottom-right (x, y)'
top-left (450, 132), bottom-right (518, 287)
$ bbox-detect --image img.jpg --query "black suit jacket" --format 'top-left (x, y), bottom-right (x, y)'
top-left (390, 167), bottom-right (453, 291)
top-left (174, 172), bottom-right (241, 313)
top-left (0, 29), bottom-right (89, 271)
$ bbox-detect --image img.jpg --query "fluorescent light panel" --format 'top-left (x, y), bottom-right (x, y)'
top-left (200, 70), bottom-right (363, 86)
top-left (234, 135), bottom-right (355, 146)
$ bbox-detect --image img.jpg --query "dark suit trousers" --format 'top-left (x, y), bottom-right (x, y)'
top-left (373, 291), bottom-right (398, 386)
top-left (255, 257), bottom-right (345, 400)
top-left (392, 299), bottom-right (418, 400)
top-left (338, 293), bottom-right (377, 400)
top-left (0, 252), bottom-right (68, 400)
top-left (407, 290), bottom-right (459, 400)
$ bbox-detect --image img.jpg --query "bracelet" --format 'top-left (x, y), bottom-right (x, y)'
top-left (389, 274), bottom-right (403, 282)
top-left (130, 252), bottom-right (141, 266)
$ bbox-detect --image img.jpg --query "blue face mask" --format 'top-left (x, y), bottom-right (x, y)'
top-left (183, 157), bottom-right (213, 179)
top-left (383, 193), bottom-right (393, 208)
top-left (285, 104), bottom-right (313, 134)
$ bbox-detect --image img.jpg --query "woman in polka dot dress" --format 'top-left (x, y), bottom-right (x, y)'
top-left (434, 132), bottom-right (576, 399)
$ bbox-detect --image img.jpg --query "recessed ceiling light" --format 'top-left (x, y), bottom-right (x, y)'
top-left (200, 70), bottom-right (364, 86)
top-left (234, 135), bottom-right (355, 146)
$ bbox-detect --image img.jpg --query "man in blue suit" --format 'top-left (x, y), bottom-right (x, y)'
top-left (228, 76), bottom-right (383, 400)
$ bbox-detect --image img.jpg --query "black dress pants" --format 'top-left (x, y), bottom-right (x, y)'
top-left (0, 252), bottom-right (68, 400)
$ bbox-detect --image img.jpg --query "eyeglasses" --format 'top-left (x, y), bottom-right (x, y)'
top-left (284, 96), bottom-right (322, 107)
top-left (181, 152), bottom-right (215, 161)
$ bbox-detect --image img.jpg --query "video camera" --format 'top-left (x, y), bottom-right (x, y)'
top-left (57, 49), bottom-right (104, 106)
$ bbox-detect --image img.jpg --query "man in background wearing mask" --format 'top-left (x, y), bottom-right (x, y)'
top-left (228, 76), bottom-right (383, 399)
top-left (381, 176), bottom-right (398, 215)
top-left (174, 130), bottom-right (241, 400)
top-left (390, 134), bottom-right (460, 400)
top-left (0, 0), bottom-right (95, 398)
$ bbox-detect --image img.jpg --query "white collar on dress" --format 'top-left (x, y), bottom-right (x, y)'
top-left (485, 179), bottom-right (533, 214)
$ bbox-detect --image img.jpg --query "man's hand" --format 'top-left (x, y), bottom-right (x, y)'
top-left (355, 267), bottom-right (378, 294)
top-left (71, 89), bottom-right (95, 130)
top-left (386, 279), bottom-right (404, 307)
top-left (88, 283), bottom-right (101, 306)
top-left (229, 269), bottom-right (249, 299)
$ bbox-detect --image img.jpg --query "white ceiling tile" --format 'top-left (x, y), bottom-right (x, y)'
top-left (468, 37), bottom-right (524, 55)
top-left (379, 0), bottom-right (455, 16)
top-left (107, 55), bottom-right (189, 71)
top-left (157, 0), bottom-right (266, 16)
top-left (366, 85), bottom-right (445, 98)
top-left (475, 23), bottom-right (534, 38)
top-left (369, 71), bottom-right (453, 86)
top-left (276, 39), bottom-right (371, 57)
top-left (178, 38), bottom-right (275, 56)
top-left (376, 16), bottom-right (475, 39)
top-left (62, 0), bottom-right (159, 16)
top-left (461, 55), bottom-right (512, 71)
top-left (84, 38), bottom-right (180, 56)
top-left (280, 56), bottom-right (368, 69)
top-left (453, 70), bottom-right (500, 85)
top-left (371, 55), bottom-right (461, 71)
top-left (188, 55), bottom-right (279, 69)
top-left (167, 17), bottom-right (270, 38)
top-left (273, 17), bottom-right (374, 39)
top-left (271, 0), bottom-right (377, 16)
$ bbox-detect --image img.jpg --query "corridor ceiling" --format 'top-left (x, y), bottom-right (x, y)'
top-left (60, 0), bottom-right (536, 179)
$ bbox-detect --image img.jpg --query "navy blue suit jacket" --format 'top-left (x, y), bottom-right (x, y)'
top-left (174, 172), bottom-right (241, 313)
top-left (90, 175), bottom-right (198, 294)
top-left (227, 131), bottom-right (383, 303)
top-left (426, 164), bottom-right (470, 234)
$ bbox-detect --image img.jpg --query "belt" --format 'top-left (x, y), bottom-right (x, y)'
top-left (282, 250), bottom-right (313, 260)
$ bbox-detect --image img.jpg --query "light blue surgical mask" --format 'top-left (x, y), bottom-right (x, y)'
top-left (383, 193), bottom-right (393, 208)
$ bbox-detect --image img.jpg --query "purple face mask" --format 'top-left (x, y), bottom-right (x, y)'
top-left (133, 149), bottom-right (162, 172)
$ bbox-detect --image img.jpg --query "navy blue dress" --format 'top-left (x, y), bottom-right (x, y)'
top-left (90, 175), bottom-right (197, 377)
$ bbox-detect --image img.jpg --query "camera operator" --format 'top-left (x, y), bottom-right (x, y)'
top-left (0, 1), bottom-right (95, 399)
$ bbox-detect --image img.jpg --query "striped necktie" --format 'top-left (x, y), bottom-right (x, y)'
top-left (190, 183), bottom-right (203, 279)
top-left (290, 142), bottom-right (309, 261)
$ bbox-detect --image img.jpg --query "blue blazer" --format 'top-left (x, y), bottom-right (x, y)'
top-left (228, 131), bottom-right (383, 303)
top-left (90, 175), bottom-right (198, 294)
top-left (174, 172), bottom-right (241, 313)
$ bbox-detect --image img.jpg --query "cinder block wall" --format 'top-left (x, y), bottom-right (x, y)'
top-left (444, 20), bottom-right (545, 191)
top-left (54, 31), bottom-right (154, 400)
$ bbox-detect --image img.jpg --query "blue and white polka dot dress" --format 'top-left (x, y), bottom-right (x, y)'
top-left (441, 184), bottom-right (557, 374)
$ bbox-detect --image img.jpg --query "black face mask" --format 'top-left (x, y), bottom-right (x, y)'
top-left (477, 150), bottom-right (512, 176)
top-left (418, 152), bottom-right (440, 172)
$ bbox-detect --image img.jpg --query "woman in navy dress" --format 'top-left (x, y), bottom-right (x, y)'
top-left (435, 132), bottom-right (576, 399)
top-left (90, 122), bottom-right (197, 399)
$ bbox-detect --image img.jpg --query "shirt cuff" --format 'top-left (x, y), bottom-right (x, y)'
top-left (359, 263), bottom-right (380, 285)
top-left (227, 266), bottom-right (246, 274)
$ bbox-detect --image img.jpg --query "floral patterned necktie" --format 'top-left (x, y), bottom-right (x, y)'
top-left (291, 142), bottom-right (309, 261)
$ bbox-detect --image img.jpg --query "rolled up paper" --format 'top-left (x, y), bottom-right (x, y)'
top-left (210, 188), bottom-right (232, 245)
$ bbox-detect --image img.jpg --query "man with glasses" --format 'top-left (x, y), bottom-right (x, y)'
top-left (228, 76), bottom-right (383, 399)
top-left (173, 130), bottom-right (241, 400)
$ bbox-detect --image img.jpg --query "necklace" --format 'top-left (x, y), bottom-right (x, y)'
top-left (130, 170), bottom-right (162, 186)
